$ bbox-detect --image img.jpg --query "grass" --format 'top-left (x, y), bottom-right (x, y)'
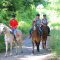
top-left (0, 34), bottom-right (5, 53)
top-left (49, 26), bottom-right (60, 55)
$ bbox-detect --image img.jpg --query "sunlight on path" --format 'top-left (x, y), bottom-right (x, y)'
top-left (0, 53), bottom-right (55, 60)
top-left (0, 36), bottom-right (53, 60)
top-left (19, 53), bottom-right (54, 60)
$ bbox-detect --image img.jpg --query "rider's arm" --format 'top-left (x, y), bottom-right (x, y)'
top-left (14, 20), bottom-right (18, 28)
top-left (41, 19), bottom-right (43, 26)
top-left (15, 20), bottom-right (18, 26)
top-left (46, 19), bottom-right (48, 25)
top-left (39, 19), bottom-right (42, 27)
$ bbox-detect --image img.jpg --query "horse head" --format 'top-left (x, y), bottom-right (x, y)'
top-left (0, 23), bottom-right (11, 35)
top-left (42, 25), bottom-right (48, 36)
top-left (33, 22), bottom-right (39, 31)
top-left (42, 25), bottom-right (47, 31)
top-left (3, 27), bottom-right (8, 34)
top-left (0, 23), bottom-right (5, 34)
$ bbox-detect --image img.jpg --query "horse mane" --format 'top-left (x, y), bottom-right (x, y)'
top-left (0, 23), bottom-right (22, 35)
top-left (2, 23), bottom-right (12, 32)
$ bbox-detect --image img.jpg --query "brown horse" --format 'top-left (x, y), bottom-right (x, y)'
top-left (41, 25), bottom-right (48, 49)
top-left (31, 24), bottom-right (41, 53)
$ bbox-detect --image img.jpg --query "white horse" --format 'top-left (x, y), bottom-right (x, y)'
top-left (0, 23), bottom-right (23, 56)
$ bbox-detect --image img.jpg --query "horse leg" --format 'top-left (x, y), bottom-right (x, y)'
top-left (42, 40), bottom-right (45, 49)
top-left (32, 42), bottom-right (34, 54)
top-left (19, 40), bottom-right (23, 53)
top-left (5, 42), bottom-right (8, 57)
top-left (10, 42), bottom-right (12, 56)
top-left (36, 42), bottom-right (40, 52)
top-left (37, 44), bottom-right (40, 52)
top-left (42, 40), bottom-right (46, 49)
top-left (20, 42), bottom-right (23, 53)
top-left (15, 42), bottom-right (18, 55)
top-left (45, 40), bottom-right (46, 48)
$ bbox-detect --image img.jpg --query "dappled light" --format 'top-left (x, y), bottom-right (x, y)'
top-left (36, 4), bottom-right (60, 25)
top-left (18, 21), bottom-right (26, 27)
top-left (16, 53), bottom-right (55, 60)
top-left (0, 0), bottom-right (60, 59)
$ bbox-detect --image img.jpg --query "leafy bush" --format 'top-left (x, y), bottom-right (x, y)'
top-left (49, 29), bottom-right (60, 54)
top-left (18, 21), bottom-right (31, 34)
top-left (51, 23), bottom-right (60, 27)
top-left (0, 34), bottom-right (5, 52)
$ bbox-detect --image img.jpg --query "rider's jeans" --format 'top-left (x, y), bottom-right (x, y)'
top-left (12, 28), bottom-right (17, 36)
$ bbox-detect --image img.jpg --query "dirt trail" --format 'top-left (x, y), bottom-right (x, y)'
top-left (0, 36), bottom-right (55, 60)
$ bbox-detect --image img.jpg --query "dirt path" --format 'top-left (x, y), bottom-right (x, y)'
top-left (0, 36), bottom-right (55, 60)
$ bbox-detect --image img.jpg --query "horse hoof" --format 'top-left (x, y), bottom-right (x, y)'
top-left (16, 53), bottom-right (18, 55)
top-left (5, 54), bottom-right (7, 57)
top-left (32, 51), bottom-right (34, 54)
top-left (10, 53), bottom-right (12, 56)
top-left (21, 51), bottom-right (23, 53)
top-left (37, 50), bottom-right (40, 52)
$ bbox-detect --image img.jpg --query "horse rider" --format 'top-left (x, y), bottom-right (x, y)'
top-left (41, 14), bottom-right (50, 36)
top-left (29, 13), bottom-right (42, 38)
top-left (9, 13), bottom-right (18, 40)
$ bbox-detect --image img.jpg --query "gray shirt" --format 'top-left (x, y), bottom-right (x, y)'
top-left (41, 18), bottom-right (48, 25)
top-left (34, 18), bottom-right (41, 27)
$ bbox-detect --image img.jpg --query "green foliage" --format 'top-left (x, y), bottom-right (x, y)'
top-left (18, 25), bottom-right (29, 34)
top-left (33, 0), bottom-right (47, 7)
top-left (0, 0), bottom-right (60, 54)
top-left (16, 9), bottom-right (37, 21)
top-left (0, 34), bottom-right (5, 52)
top-left (49, 29), bottom-right (60, 55)
top-left (51, 23), bottom-right (60, 27)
